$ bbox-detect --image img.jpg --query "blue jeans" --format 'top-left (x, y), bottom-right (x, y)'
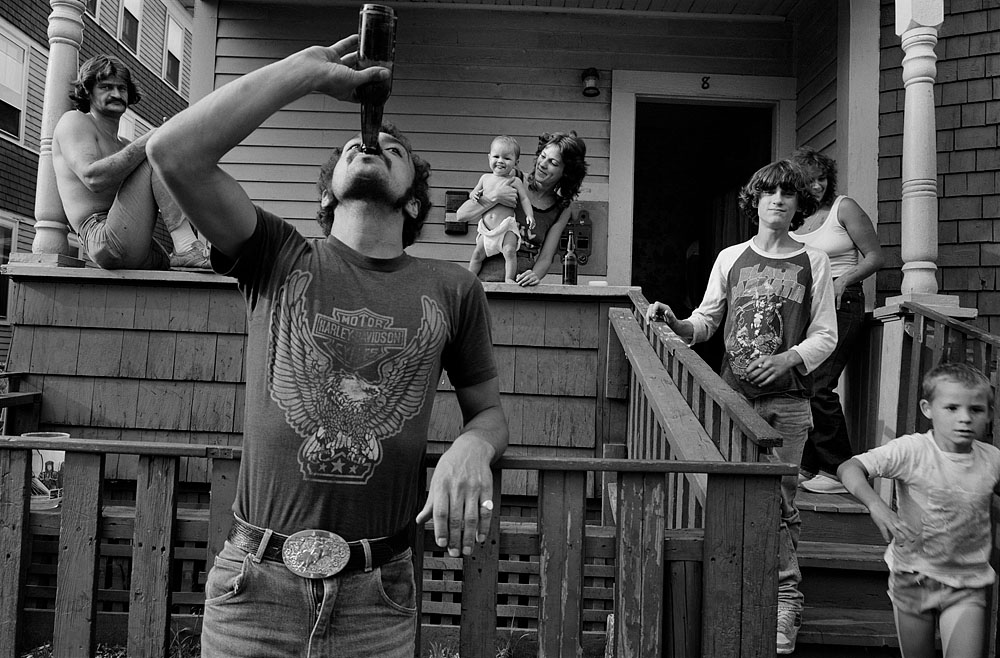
top-left (755, 394), bottom-right (812, 613)
top-left (74, 160), bottom-right (182, 270)
top-left (200, 541), bottom-right (417, 657)
top-left (800, 285), bottom-right (865, 476)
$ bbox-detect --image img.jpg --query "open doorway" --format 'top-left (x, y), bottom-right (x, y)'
top-left (631, 101), bottom-right (773, 371)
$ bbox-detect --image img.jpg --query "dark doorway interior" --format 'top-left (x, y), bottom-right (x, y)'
top-left (631, 101), bottom-right (773, 371)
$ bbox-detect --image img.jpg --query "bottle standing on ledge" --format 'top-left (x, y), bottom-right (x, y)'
top-left (562, 230), bottom-right (578, 285)
top-left (357, 4), bottom-right (396, 154)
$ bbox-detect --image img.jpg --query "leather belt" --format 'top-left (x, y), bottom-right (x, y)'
top-left (228, 516), bottom-right (410, 578)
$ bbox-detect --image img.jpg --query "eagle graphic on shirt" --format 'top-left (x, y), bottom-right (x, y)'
top-left (267, 270), bottom-right (446, 484)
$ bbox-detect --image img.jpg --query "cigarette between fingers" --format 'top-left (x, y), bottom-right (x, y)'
top-left (481, 500), bottom-right (494, 511)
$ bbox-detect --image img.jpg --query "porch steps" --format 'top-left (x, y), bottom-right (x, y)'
top-left (795, 489), bottom-right (901, 653)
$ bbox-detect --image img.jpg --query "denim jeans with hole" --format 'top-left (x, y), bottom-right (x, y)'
top-left (755, 394), bottom-right (812, 613)
top-left (200, 541), bottom-right (417, 658)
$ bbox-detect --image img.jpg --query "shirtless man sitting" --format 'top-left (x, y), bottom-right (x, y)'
top-left (52, 54), bottom-right (209, 269)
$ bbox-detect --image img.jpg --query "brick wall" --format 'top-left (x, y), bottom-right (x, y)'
top-left (879, 0), bottom-right (1000, 332)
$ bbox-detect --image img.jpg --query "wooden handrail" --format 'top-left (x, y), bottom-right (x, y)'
top-left (625, 290), bottom-right (783, 457)
top-left (0, 436), bottom-right (794, 476)
top-left (902, 302), bottom-right (1000, 348)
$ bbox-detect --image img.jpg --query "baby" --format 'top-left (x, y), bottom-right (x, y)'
top-left (466, 135), bottom-right (535, 283)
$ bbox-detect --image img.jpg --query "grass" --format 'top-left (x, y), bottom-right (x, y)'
top-left (21, 627), bottom-right (199, 658)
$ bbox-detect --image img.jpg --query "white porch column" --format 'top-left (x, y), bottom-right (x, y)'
top-left (31, 0), bottom-right (84, 256)
top-left (877, 0), bottom-right (972, 318)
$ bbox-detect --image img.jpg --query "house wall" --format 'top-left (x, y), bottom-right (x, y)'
top-left (792, 0), bottom-right (838, 151)
top-left (878, 0), bottom-right (1000, 331)
top-left (5, 266), bottom-right (632, 495)
top-left (210, 2), bottom-right (795, 268)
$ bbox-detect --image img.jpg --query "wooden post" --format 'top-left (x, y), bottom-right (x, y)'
top-left (459, 469), bottom-right (502, 658)
top-left (52, 451), bottom-right (104, 658)
top-left (701, 473), bottom-right (781, 658)
top-left (207, 450), bottom-right (239, 563)
top-left (0, 448), bottom-right (31, 658)
top-left (32, 0), bottom-right (85, 257)
top-left (615, 472), bottom-right (665, 658)
top-left (128, 455), bottom-right (178, 658)
top-left (871, 312), bottom-right (909, 502)
top-left (895, 0), bottom-right (942, 296)
top-left (538, 469), bottom-right (587, 658)
top-left (602, 443), bottom-right (626, 525)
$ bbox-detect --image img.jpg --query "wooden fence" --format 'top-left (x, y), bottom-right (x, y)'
top-left (602, 293), bottom-right (783, 535)
top-left (0, 436), bottom-right (792, 658)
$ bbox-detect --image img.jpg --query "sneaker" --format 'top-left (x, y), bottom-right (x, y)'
top-left (776, 608), bottom-right (801, 654)
top-left (170, 240), bottom-right (211, 269)
top-left (797, 471), bottom-right (813, 486)
top-left (800, 473), bottom-right (848, 494)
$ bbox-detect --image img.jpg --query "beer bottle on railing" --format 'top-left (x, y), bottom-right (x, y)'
top-left (562, 230), bottom-right (578, 285)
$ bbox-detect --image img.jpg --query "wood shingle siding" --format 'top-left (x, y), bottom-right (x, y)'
top-left (4, 266), bottom-right (634, 492)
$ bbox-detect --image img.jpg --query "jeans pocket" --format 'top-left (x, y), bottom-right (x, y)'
top-left (376, 551), bottom-right (417, 613)
top-left (204, 547), bottom-right (251, 606)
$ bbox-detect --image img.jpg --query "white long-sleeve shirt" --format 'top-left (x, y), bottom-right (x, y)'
top-left (687, 239), bottom-right (837, 399)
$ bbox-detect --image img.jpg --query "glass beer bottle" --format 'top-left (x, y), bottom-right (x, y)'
top-left (562, 230), bottom-right (578, 285)
top-left (357, 4), bottom-right (396, 154)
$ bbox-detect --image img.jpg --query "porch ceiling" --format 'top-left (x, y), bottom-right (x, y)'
top-left (180, 0), bottom-right (803, 19)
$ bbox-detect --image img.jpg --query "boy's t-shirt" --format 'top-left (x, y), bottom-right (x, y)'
top-left (855, 431), bottom-right (1000, 587)
top-left (213, 207), bottom-right (498, 541)
top-left (687, 239), bottom-right (837, 400)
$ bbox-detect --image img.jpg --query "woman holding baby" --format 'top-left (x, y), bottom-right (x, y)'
top-left (458, 131), bottom-right (588, 285)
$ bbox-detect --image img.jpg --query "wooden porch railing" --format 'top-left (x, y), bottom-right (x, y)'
top-left (603, 294), bottom-right (784, 536)
top-left (0, 437), bottom-right (792, 658)
top-left (623, 291), bottom-right (783, 464)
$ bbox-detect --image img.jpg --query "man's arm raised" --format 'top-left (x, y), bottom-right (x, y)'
top-left (54, 112), bottom-right (150, 194)
top-left (147, 36), bottom-right (388, 257)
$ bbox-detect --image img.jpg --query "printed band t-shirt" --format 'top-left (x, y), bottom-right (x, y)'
top-left (214, 207), bottom-right (497, 540)
top-left (687, 239), bottom-right (837, 400)
top-left (855, 431), bottom-right (1000, 587)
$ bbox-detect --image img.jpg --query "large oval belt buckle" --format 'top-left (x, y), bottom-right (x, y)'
top-left (282, 529), bottom-right (350, 579)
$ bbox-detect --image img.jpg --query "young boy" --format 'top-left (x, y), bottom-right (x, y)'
top-left (466, 135), bottom-right (535, 283)
top-left (646, 159), bottom-right (837, 654)
top-left (839, 363), bottom-right (1000, 658)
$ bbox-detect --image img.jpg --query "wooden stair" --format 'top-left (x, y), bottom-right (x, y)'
top-left (795, 489), bottom-right (901, 655)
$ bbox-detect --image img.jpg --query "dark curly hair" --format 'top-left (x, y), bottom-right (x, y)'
top-left (738, 159), bottom-right (818, 231)
top-left (791, 145), bottom-right (838, 207)
top-left (527, 131), bottom-right (588, 210)
top-left (316, 123), bottom-right (431, 247)
top-left (69, 55), bottom-right (141, 113)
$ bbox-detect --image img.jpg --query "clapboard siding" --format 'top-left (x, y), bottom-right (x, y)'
top-left (791, 0), bottom-right (837, 150)
top-left (212, 2), bottom-right (794, 261)
top-left (25, 45), bottom-right (47, 152)
top-left (139, 0), bottom-right (167, 77)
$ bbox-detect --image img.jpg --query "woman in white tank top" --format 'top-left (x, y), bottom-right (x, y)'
top-left (791, 147), bottom-right (885, 494)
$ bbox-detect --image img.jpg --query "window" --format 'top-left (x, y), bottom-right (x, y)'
top-left (0, 31), bottom-right (26, 140)
top-left (164, 18), bottom-right (183, 89)
top-left (85, 0), bottom-right (99, 16)
top-left (120, 0), bottom-right (141, 52)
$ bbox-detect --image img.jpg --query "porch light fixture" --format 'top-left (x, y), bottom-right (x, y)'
top-left (581, 68), bottom-right (600, 97)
